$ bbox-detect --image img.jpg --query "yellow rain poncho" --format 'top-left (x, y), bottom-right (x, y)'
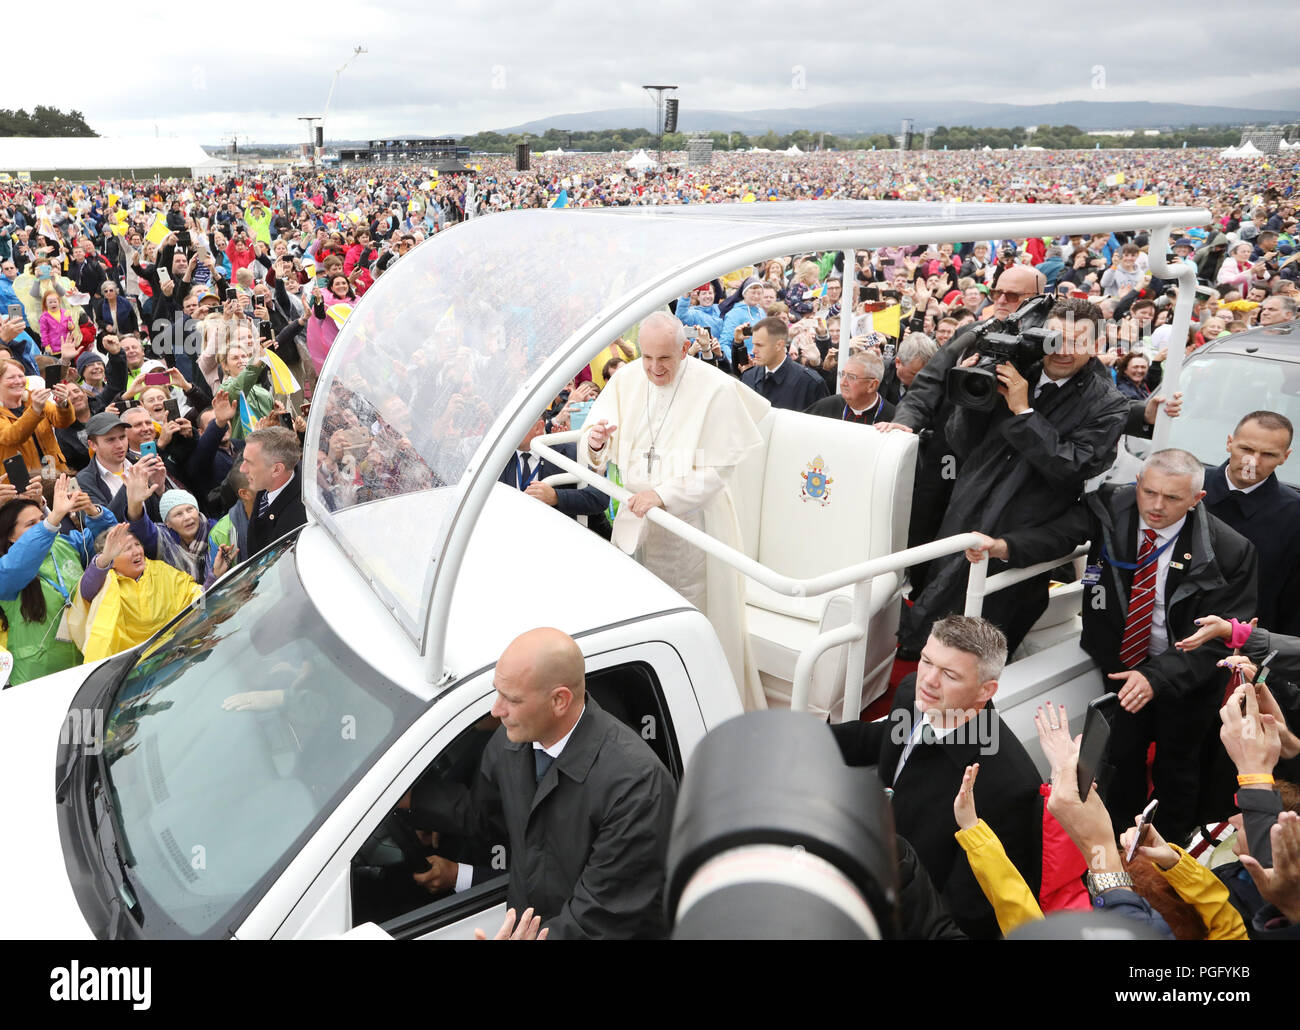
top-left (69, 559), bottom-right (202, 664)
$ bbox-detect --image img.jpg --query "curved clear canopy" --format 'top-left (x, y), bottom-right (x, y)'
top-left (303, 200), bottom-right (1209, 658)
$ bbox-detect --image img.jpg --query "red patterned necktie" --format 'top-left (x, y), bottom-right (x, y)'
top-left (1118, 528), bottom-right (1159, 668)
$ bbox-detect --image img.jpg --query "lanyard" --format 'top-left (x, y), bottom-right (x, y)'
top-left (844, 397), bottom-right (883, 423)
top-left (39, 555), bottom-right (71, 607)
top-left (516, 454), bottom-right (540, 491)
top-left (1100, 533), bottom-right (1178, 572)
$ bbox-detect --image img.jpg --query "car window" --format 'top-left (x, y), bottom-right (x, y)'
top-left (352, 713), bottom-right (507, 934)
top-left (352, 659), bottom-right (684, 936)
top-left (1168, 353), bottom-right (1300, 488)
top-left (587, 660), bottom-right (683, 779)
top-left (98, 538), bottom-right (424, 938)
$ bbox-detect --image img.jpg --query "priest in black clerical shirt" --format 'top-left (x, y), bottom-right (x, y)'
top-left (805, 350), bottom-right (895, 425)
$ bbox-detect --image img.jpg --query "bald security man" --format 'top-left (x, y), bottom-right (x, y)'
top-left (405, 628), bottom-right (677, 939)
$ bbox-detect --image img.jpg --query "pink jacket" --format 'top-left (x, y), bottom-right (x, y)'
top-left (39, 310), bottom-right (74, 354)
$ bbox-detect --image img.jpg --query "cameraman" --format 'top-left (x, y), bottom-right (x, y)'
top-left (897, 297), bottom-right (1130, 655)
top-left (875, 265), bottom-right (1044, 604)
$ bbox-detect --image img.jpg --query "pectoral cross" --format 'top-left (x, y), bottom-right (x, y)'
top-left (645, 446), bottom-right (659, 476)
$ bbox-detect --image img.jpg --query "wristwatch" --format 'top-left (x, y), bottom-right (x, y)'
top-left (1085, 870), bottom-right (1134, 897)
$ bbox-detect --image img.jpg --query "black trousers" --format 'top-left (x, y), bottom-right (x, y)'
top-left (1101, 686), bottom-right (1221, 844)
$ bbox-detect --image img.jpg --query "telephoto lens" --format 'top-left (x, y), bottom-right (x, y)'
top-left (666, 710), bottom-right (900, 940)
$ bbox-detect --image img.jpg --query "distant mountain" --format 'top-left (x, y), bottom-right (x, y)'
top-left (1233, 90), bottom-right (1300, 114)
top-left (493, 100), bottom-right (1300, 136)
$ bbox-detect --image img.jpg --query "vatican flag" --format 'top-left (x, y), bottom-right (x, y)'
top-left (262, 349), bottom-right (301, 396)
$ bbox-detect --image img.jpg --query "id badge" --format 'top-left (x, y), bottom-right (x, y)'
top-left (1081, 563), bottom-right (1102, 585)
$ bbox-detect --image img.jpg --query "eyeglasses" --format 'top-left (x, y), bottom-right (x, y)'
top-left (839, 373), bottom-right (878, 384)
top-left (990, 289), bottom-right (1027, 303)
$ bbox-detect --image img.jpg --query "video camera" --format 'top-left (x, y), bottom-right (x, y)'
top-left (946, 294), bottom-right (1056, 412)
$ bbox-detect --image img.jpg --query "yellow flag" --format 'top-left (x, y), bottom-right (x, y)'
top-left (1115, 171), bottom-right (1126, 184)
top-left (1135, 194), bottom-right (1159, 207)
top-left (262, 349), bottom-right (301, 395)
top-left (145, 214), bottom-right (170, 246)
top-left (741, 192), bottom-right (756, 203)
top-left (326, 303), bottom-right (354, 328)
top-left (871, 304), bottom-right (902, 339)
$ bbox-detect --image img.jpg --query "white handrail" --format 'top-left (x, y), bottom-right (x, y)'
top-left (534, 429), bottom-right (1089, 714)
top-left (532, 429), bottom-right (990, 597)
top-left (979, 544), bottom-right (1091, 600)
top-left (1144, 223), bottom-right (1200, 449)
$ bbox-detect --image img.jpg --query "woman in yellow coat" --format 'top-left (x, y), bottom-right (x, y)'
top-left (69, 523), bottom-right (203, 664)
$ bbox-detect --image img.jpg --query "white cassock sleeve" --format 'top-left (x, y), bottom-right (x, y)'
top-left (655, 469), bottom-right (725, 515)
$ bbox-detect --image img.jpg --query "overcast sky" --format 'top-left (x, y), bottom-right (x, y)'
top-left (9, 0), bottom-right (1299, 144)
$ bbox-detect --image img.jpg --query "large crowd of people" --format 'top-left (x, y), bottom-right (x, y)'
top-left (1, 139), bottom-right (1298, 940)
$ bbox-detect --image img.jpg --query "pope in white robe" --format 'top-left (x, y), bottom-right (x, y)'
top-left (580, 312), bottom-right (770, 710)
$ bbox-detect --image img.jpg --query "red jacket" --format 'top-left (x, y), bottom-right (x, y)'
top-left (226, 239), bottom-right (256, 275)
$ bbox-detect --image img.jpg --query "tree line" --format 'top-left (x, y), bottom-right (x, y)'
top-left (0, 106), bottom-right (97, 137)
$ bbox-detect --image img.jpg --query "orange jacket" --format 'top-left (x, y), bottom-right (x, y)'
top-left (0, 397), bottom-right (76, 474)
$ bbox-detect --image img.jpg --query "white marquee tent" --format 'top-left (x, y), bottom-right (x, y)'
top-left (624, 149), bottom-right (657, 171)
top-left (0, 136), bottom-right (222, 178)
top-left (1221, 141), bottom-right (1264, 160)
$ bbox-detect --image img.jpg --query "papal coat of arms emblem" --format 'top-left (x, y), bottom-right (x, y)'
top-left (800, 456), bottom-right (833, 506)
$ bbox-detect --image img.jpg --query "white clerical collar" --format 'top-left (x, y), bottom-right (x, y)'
top-left (534, 702), bottom-right (585, 759)
top-left (848, 395), bottom-right (880, 417)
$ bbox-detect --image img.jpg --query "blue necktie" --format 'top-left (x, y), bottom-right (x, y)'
top-left (256, 491), bottom-right (269, 518)
top-left (534, 749), bottom-right (555, 784)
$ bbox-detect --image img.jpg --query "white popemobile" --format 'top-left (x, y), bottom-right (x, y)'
top-left (0, 199), bottom-right (1211, 940)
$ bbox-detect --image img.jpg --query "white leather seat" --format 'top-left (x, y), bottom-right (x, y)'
top-left (733, 409), bottom-right (917, 720)
top-left (1012, 556), bottom-right (1086, 660)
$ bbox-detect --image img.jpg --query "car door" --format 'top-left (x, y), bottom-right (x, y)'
top-left (359, 637), bottom-right (705, 941)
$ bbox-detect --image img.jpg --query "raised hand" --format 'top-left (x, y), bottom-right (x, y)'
top-left (954, 763), bottom-right (980, 831)
top-left (124, 461), bottom-right (157, 507)
top-left (28, 386), bottom-right (53, 413)
top-left (1119, 814), bottom-right (1178, 871)
top-left (1219, 683), bottom-right (1280, 778)
top-left (586, 418), bottom-right (617, 452)
top-left (1238, 812), bottom-right (1300, 923)
top-left (47, 474), bottom-right (78, 523)
top-left (95, 522), bottom-right (135, 568)
top-left (1034, 703), bottom-right (1075, 777)
top-left (1175, 614), bottom-right (1239, 652)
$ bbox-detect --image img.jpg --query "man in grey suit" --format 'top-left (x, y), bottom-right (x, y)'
top-left (406, 627), bottom-right (677, 939)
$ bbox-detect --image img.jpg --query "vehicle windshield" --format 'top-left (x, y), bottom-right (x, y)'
top-left (98, 536), bottom-right (424, 938)
top-left (1168, 351), bottom-right (1300, 489)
